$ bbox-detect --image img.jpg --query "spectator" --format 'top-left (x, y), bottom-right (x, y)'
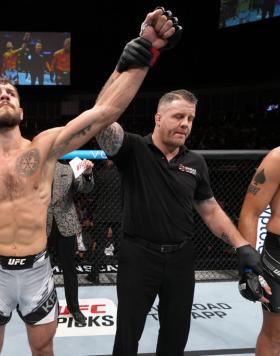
top-left (47, 159), bottom-right (94, 325)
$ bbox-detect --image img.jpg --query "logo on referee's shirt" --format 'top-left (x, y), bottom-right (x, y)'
top-left (178, 164), bottom-right (197, 176)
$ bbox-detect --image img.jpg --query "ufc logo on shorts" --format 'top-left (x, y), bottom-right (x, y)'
top-left (8, 258), bottom-right (27, 266)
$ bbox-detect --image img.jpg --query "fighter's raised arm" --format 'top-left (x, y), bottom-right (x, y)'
top-left (96, 7), bottom-right (182, 155)
top-left (45, 7), bottom-right (181, 160)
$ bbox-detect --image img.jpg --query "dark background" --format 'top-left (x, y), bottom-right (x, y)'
top-left (2, 0), bottom-right (279, 94)
top-left (4, 1), bottom-right (277, 276)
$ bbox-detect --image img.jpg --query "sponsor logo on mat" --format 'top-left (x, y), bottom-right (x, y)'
top-left (56, 298), bottom-right (116, 336)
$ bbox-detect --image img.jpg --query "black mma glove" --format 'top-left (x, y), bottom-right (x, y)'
top-left (238, 269), bottom-right (263, 302)
top-left (116, 37), bottom-right (153, 73)
top-left (154, 6), bottom-right (183, 51)
top-left (236, 244), bottom-right (263, 276)
top-left (116, 7), bottom-right (182, 73)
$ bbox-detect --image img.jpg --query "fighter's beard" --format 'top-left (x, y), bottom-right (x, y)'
top-left (0, 114), bottom-right (21, 129)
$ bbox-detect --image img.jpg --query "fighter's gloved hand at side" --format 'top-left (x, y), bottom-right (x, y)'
top-left (238, 270), bottom-right (263, 302)
top-left (236, 244), bottom-right (263, 276)
top-left (116, 7), bottom-right (182, 73)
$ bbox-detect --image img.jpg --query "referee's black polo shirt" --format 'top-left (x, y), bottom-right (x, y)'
top-left (110, 132), bottom-right (213, 244)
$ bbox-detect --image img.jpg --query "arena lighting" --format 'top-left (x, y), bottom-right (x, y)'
top-left (266, 103), bottom-right (279, 112)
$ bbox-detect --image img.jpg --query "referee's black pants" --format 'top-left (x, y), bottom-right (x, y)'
top-left (112, 237), bottom-right (195, 356)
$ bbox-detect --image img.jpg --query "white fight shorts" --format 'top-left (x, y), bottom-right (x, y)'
top-left (0, 250), bottom-right (58, 325)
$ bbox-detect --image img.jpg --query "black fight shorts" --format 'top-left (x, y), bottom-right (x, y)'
top-left (261, 231), bottom-right (280, 313)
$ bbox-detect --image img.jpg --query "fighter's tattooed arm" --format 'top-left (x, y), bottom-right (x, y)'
top-left (247, 169), bottom-right (266, 196)
top-left (94, 73), bottom-right (124, 156)
top-left (47, 124), bottom-right (93, 159)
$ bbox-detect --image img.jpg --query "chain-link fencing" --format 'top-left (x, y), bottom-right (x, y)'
top-left (50, 150), bottom-right (268, 286)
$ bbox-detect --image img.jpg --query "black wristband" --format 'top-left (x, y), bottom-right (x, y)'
top-left (116, 37), bottom-right (158, 73)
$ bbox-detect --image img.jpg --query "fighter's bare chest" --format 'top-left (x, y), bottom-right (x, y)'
top-left (0, 148), bottom-right (41, 199)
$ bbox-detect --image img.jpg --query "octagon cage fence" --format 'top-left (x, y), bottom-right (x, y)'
top-left (49, 149), bottom-right (268, 286)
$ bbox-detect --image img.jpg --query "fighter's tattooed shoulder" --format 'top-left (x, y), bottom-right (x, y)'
top-left (248, 169), bottom-right (266, 195)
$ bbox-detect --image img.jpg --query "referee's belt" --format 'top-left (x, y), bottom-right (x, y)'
top-left (126, 236), bottom-right (187, 254)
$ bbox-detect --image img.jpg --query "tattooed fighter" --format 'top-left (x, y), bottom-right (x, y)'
top-left (0, 8), bottom-right (178, 355)
top-left (239, 147), bottom-right (280, 356)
